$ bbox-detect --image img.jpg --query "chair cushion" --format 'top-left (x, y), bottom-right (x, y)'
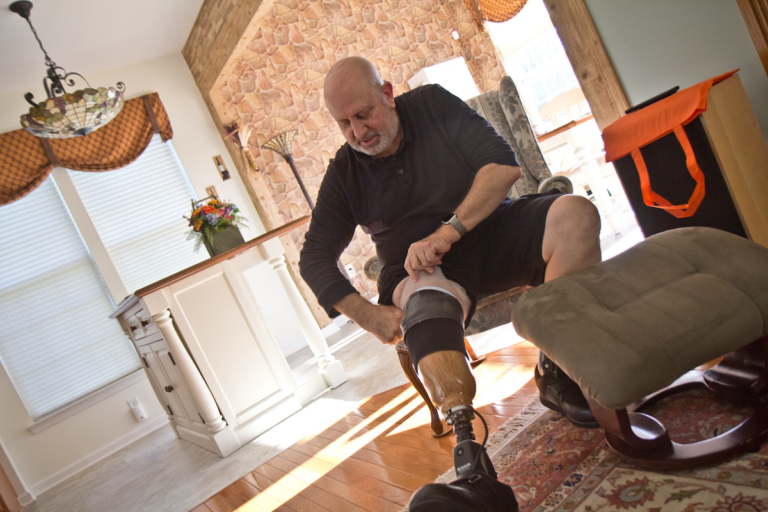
top-left (466, 77), bottom-right (552, 199)
top-left (512, 227), bottom-right (768, 409)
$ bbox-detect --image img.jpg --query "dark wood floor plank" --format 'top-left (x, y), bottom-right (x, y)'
top-left (304, 430), bottom-right (453, 470)
top-left (257, 460), bottom-right (384, 512)
top-left (189, 343), bottom-right (541, 512)
top-left (329, 414), bottom-right (452, 445)
top-left (270, 455), bottom-right (412, 506)
top-left (281, 447), bottom-right (433, 492)
top-left (217, 483), bottom-right (251, 508)
top-left (296, 436), bottom-right (446, 480)
top-left (269, 453), bottom-right (412, 505)
top-left (204, 494), bottom-right (236, 512)
top-left (249, 468), bottom-right (333, 512)
top-left (318, 422), bottom-right (455, 457)
top-left (242, 473), bottom-right (299, 512)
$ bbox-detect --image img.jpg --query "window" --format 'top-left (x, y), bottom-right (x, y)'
top-left (0, 136), bottom-right (201, 420)
top-left (0, 179), bottom-right (140, 420)
top-left (486, 0), bottom-right (582, 133)
top-left (69, 135), bottom-right (206, 296)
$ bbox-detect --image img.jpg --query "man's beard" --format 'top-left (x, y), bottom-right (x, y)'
top-left (351, 106), bottom-right (400, 157)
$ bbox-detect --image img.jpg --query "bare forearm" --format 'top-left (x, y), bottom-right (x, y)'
top-left (404, 163), bottom-right (521, 278)
top-left (334, 293), bottom-right (376, 323)
top-left (334, 293), bottom-right (403, 344)
top-left (455, 163), bottom-right (521, 233)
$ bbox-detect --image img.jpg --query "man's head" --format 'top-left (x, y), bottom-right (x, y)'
top-left (324, 57), bottom-right (401, 158)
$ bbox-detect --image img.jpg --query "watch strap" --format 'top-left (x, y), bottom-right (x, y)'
top-left (443, 214), bottom-right (467, 237)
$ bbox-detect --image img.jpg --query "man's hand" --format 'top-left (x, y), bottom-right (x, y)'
top-left (362, 304), bottom-right (403, 344)
top-left (334, 294), bottom-right (403, 345)
top-left (405, 225), bottom-right (460, 281)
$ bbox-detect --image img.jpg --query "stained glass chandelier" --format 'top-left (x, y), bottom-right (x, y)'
top-left (10, 1), bottom-right (125, 138)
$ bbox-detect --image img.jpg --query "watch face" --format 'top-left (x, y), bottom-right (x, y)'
top-left (442, 214), bottom-right (455, 223)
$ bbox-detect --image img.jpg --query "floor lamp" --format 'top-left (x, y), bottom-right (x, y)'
top-left (262, 130), bottom-right (350, 280)
top-left (262, 130), bottom-right (315, 210)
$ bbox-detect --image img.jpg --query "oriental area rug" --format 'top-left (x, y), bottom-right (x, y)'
top-left (407, 390), bottom-right (768, 512)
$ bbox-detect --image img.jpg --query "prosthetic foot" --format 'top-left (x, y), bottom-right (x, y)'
top-left (401, 289), bottom-right (518, 511)
top-left (535, 352), bottom-right (599, 428)
top-left (409, 404), bottom-right (518, 512)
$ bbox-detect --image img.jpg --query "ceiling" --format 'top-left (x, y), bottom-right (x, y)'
top-left (0, 0), bottom-right (205, 96)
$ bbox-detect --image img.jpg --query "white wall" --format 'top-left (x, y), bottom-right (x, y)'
top-left (585, 0), bottom-right (768, 139)
top-left (0, 53), bottom-right (303, 496)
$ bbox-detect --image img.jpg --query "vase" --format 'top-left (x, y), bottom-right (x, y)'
top-left (203, 226), bottom-right (245, 257)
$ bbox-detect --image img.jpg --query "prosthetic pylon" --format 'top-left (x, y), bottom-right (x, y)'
top-left (407, 350), bottom-right (518, 512)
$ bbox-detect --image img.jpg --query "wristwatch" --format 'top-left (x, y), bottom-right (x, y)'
top-left (442, 214), bottom-right (467, 237)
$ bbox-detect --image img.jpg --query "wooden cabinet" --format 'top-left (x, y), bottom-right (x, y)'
top-left (701, 74), bottom-right (768, 248)
top-left (138, 340), bottom-right (206, 435)
top-left (111, 219), bottom-right (347, 457)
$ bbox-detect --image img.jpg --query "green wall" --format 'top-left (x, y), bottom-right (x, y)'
top-left (585, 0), bottom-right (768, 138)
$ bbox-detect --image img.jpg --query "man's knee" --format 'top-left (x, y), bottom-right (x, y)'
top-left (545, 195), bottom-right (601, 246)
top-left (396, 268), bottom-right (471, 316)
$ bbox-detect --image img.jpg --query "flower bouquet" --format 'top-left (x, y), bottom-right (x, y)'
top-left (185, 197), bottom-right (248, 255)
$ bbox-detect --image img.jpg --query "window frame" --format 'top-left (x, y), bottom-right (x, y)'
top-left (0, 138), bottom-right (201, 430)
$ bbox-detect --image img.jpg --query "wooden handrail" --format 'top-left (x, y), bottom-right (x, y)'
top-left (536, 113), bottom-right (595, 142)
top-left (135, 216), bottom-right (310, 297)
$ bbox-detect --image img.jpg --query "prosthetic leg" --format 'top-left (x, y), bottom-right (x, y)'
top-left (402, 290), bottom-right (518, 512)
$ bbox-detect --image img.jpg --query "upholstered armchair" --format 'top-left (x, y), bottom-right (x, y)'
top-left (364, 76), bottom-right (572, 437)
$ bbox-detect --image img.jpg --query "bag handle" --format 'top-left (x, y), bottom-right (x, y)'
top-left (630, 125), bottom-right (705, 219)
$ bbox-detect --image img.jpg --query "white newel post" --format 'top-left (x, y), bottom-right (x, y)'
top-left (152, 310), bottom-right (228, 434)
top-left (269, 255), bottom-right (347, 388)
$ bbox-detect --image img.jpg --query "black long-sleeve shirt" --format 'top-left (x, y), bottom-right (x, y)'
top-left (299, 84), bottom-right (519, 317)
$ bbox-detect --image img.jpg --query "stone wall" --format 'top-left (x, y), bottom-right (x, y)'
top-left (218, 0), bottom-right (505, 299)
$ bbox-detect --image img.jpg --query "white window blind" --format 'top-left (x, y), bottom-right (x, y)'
top-left (0, 179), bottom-right (140, 420)
top-left (69, 135), bottom-right (206, 295)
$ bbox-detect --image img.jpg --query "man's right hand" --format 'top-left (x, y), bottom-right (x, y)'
top-left (363, 304), bottom-right (403, 344)
top-left (334, 293), bottom-right (403, 345)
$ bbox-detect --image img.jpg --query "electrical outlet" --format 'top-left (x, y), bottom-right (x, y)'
top-left (344, 264), bottom-right (357, 278)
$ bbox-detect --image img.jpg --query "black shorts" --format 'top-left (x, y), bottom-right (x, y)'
top-left (377, 189), bottom-right (562, 323)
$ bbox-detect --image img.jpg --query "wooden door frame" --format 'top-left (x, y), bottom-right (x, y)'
top-left (736, 0), bottom-right (768, 80)
top-left (543, 0), bottom-right (630, 131)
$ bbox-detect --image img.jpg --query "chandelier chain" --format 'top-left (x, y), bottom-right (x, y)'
top-left (24, 16), bottom-right (56, 69)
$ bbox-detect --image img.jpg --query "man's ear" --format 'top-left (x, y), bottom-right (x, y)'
top-left (382, 81), bottom-right (396, 108)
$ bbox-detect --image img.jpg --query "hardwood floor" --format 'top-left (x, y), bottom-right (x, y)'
top-left (190, 342), bottom-right (541, 512)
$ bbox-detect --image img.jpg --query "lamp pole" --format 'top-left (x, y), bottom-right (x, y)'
top-left (262, 130), bottom-right (315, 210)
top-left (262, 130), bottom-right (351, 280)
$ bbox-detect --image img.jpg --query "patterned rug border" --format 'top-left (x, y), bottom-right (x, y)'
top-left (399, 394), bottom-right (547, 512)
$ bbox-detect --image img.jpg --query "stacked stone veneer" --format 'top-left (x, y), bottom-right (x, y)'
top-left (217, 0), bottom-right (505, 299)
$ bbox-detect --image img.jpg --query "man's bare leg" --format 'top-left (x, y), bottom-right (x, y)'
top-left (542, 194), bottom-right (602, 282)
top-left (537, 194), bottom-right (602, 427)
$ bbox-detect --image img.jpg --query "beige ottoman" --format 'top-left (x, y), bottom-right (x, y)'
top-left (512, 227), bottom-right (768, 469)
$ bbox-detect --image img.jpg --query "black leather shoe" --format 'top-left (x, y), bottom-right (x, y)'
top-left (535, 352), bottom-right (599, 429)
top-left (409, 471), bottom-right (519, 512)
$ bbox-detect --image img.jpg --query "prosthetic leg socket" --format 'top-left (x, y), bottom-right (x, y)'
top-left (408, 405), bottom-right (518, 512)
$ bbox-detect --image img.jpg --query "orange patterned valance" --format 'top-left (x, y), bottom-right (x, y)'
top-left (465, 0), bottom-right (528, 28)
top-left (0, 93), bottom-right (173, 206)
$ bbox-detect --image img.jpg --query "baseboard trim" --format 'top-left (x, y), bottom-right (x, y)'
top-left (18, 491), bottom-right (35, 507)
top-left (281, 337), bottom-right (309, 358)
top-left (28, 415), bottom-right (168, 497)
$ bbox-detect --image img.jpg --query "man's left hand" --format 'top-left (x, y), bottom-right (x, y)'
top-left (405, 226), bottom-right (459, 281)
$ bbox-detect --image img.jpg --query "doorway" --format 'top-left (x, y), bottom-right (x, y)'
top-left (486, 0), bottom-right (642, 258)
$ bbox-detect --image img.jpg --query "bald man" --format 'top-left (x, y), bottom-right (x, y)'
top-left (299, 57), bottom-right (601, 510)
